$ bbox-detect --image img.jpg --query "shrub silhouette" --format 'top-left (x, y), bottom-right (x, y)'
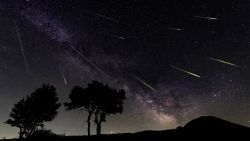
top-left (65, 80), bottom-right (126, 136)
top-left (29, 128), bottom-right (57, 139)
top-left (5, 84), bottom-right (61, 139)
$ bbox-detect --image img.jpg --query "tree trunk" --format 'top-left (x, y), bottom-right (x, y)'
top-left (19, 128), bottom-right (24, 139)
top-left (87, 111), bottom-right (93, 136)
top-left (29, 123), bottom-right (36, 137)
top-left (96, 122), bottom-right (101, 135)
top-left (28, 121), bottom-right (38, 137)
top-left (94, 110), bottom-right (100, 135)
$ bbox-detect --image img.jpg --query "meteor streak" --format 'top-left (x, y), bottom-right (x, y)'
top-left (170, 65), bottom-right (201, 78)
top-left (208, 57), bottom-right (240, 67)
top-left (168, 27), bottom-right (183, 31)
top-left (83, 10), bottom-right (119, 23)
top-left (59, 65), bottom-right (68, 86)
top-left (132, 74), bottom-right (157, 93)
top-left (111, 34), bottom-right (126, 40)
top-left (15, 21), bottom-right (30, 72)
top-left (194, 16), bottom-right (218, 20)
top-left (69, 44), bottom-right (108, 75)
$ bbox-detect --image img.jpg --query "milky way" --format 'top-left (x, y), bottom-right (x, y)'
top-left (0, 0), bottom-right (250, 138)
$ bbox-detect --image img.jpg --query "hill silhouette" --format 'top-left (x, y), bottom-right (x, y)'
top-left (2, 116), bottom-right (250, 141)
top-left (184, 116), bottom-right (250, 131)
top-left (182, 116), bottom-right (250, 140)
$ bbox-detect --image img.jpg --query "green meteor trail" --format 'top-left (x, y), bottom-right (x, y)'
top-left (132, 74), bottom-right (157, 93)
top-left (208, 57), bottom-right (240, 68)
top-left (170, 65), bottom-right (201, 78)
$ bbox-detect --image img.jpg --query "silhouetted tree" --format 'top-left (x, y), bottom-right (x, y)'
top-left (93, 83), bottom-right (126, 135)
top-left (5, 84), bottom-right (61, 139)
top-left (64, 86), bottom-right (96, 136)
top-left (65, 80), bottom-right (126, 136)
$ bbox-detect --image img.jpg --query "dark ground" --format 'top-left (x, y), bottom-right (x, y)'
top-left (3, 116), bottom-right (250, 141)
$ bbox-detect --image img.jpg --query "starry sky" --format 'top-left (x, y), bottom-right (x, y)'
top-left (1, 0), bottom-right (250, 138)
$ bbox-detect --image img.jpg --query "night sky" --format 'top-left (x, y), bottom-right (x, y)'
top-left (1, 0), bottom-right (250, 138)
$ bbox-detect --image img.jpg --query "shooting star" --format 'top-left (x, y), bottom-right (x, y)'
top-left (69, 44), bottom-right (108, 75)
top-left (194, 16), bottom-right (218, 20)
top-left (131, 74), bottom-right (157, 93)
top-left (58, 65), bottom-right (68, 86)
top-left (111, 34), bottom-right (126, 40)
top-left (15, 21), bottom-right (30, 72)
top-left (83, 10), bottom-right (119, 23)
top-left (208, 57), bottom-right (240, 67)
top-left (168, 27), bottom-right (183, 31)
top-left (170, 65), bottom-right (201, 78)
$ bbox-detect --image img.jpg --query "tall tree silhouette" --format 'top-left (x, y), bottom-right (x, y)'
top-left (93, 83), bottom-right (126, 135)
top-left (64, 86), bottom-right (96, 136)
top-left (65, 80), bottom-right (126, 136)
top-left (5, 84), bottom-right (61, 139)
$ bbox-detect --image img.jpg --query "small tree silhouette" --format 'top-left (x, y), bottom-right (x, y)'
top-left (65, 80), bottom-right (126, 136)
top-left (5, 84), bottom-right (61, 139)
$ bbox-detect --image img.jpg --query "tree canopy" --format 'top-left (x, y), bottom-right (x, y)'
top-left (65, 80), bottom-right (126, 135)
top-left (5, 84), bottom-right (61, 138)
